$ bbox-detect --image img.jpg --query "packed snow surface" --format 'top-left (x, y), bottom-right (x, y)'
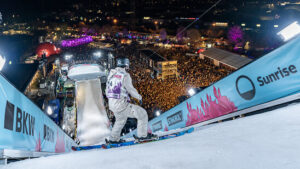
top-left (75, 79), bottom-right (110, 146)
top-left (68, 64), bottom-right (106, 81)
top-left (3, 103), bottom-right (300, 169)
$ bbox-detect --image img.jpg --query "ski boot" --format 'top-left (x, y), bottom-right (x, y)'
top-left (75, 138), bottom-right (80, 145)
top-left (134, 133), bottom-right (159, 143)
top-left (105, 138), bottom-right (126, 145)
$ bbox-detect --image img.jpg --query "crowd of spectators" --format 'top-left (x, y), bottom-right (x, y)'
top-left (117, 45), bottom-right (233, 119)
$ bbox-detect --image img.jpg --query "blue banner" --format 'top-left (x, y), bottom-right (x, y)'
top-left (0, 74), bottom-right (76, 153)
top-left (128, 36), bottom-right (300, 136)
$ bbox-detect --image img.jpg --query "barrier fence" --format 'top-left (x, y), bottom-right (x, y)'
top-left (0, 73), bottom-right (76, 154)
top-left (127, 35), bottom-right (300, 136)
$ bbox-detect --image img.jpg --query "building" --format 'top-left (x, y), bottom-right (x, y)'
top-left (200, 47), bottom-right (252, 70)
top-left (138, 49), bottom-right (167, 77)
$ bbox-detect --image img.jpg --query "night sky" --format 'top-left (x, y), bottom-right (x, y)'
top-left (0, 0), bottom-right (82, 13)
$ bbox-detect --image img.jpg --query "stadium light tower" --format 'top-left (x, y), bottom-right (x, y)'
top-left (277, 21), bottom-right (300, 41)
top-left (0, 54), bottom-right (6, 71)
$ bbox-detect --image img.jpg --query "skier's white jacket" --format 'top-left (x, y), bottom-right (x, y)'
top-left (106, 67), bottom-right (142, 113)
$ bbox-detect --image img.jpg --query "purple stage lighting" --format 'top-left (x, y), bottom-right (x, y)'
top-left (61, 36), bottom-right (93, 47)
top-left (228, 26), bottom-right (243, 44)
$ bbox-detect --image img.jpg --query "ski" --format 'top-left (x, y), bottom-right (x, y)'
top-left (101, 140), bottom-right (136, 149)
top-left (71, 140), bottom-right (136, 151)
top-left (72, 127), bottom-right (194, 151)
top-left (71, 144), bottom-right (103, 151)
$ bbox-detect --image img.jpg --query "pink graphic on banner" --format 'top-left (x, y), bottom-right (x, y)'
top-left (164, 125), bottom-right (169, 131)
top-left (55, 131), bottom-right (65, 153)
top-left (186, 86), bottom-right (237, 126)
top-left (35, 133), bottom-right (42, 152)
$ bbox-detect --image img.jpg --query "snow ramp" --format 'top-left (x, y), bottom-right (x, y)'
top-left (3, 102), bottom-right (300, 169)
top-left (67, 64), bottom-right (110, 146)
top-left (75, 79), bottom-right (110, 146)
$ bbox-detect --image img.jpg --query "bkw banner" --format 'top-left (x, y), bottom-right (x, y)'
top-left (0, 74), bottom-right (76, 153)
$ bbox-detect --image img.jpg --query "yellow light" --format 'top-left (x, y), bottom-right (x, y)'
top-left (154, 21), bottom-right (158, 25)
top-left (113, 19), bottom-right (118, 24)
top-left (241, 23), bottom-right (246, 27)
top-left (256, 24), bottom-right (261, 27)
top-left (214, 22), bottom-right (228, 27)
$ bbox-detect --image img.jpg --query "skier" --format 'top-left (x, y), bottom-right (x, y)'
top-left (105, 57), bottom-right (155, 143)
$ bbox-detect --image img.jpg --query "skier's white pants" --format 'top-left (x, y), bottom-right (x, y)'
top-left (110, 103), bottom-right (148, 141)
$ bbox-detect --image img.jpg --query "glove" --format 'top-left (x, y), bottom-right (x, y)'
top-left (139, 99), bottom-right (143, 105)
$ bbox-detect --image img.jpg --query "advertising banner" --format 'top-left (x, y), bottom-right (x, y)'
top-left (130, 36), bottom-right (300, 135)
top-left (0, 74), bottom-right (76, 153)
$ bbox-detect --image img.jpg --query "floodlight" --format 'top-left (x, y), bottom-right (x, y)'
top-left (155, 111), bottom-right (161, 117)
top-left (47, 106), bottom-right (53, 116)
top-left (62, 124), bottom-right (66, 130)
top-left (0, 55), bottom-right (5, 71)
top-left (65, 54), bottom-right (73, 60)
top-left (188, 88), bottom-right (196, 96)
top-left (93, 51), bottom-right (102, 58)
top-left (277, 21), bottom-right (300, 41)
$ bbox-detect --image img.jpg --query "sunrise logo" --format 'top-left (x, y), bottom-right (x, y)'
top-left (236, 75), bottom-right (256, 100)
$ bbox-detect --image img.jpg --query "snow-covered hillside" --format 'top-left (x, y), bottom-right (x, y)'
top-left (3, 103), bottom-right (300, 169)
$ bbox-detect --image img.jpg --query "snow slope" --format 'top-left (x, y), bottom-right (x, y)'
top-left (3, 103), bottom-right (300, 169)
top-left (75, 79), bottom-right (110, 146)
